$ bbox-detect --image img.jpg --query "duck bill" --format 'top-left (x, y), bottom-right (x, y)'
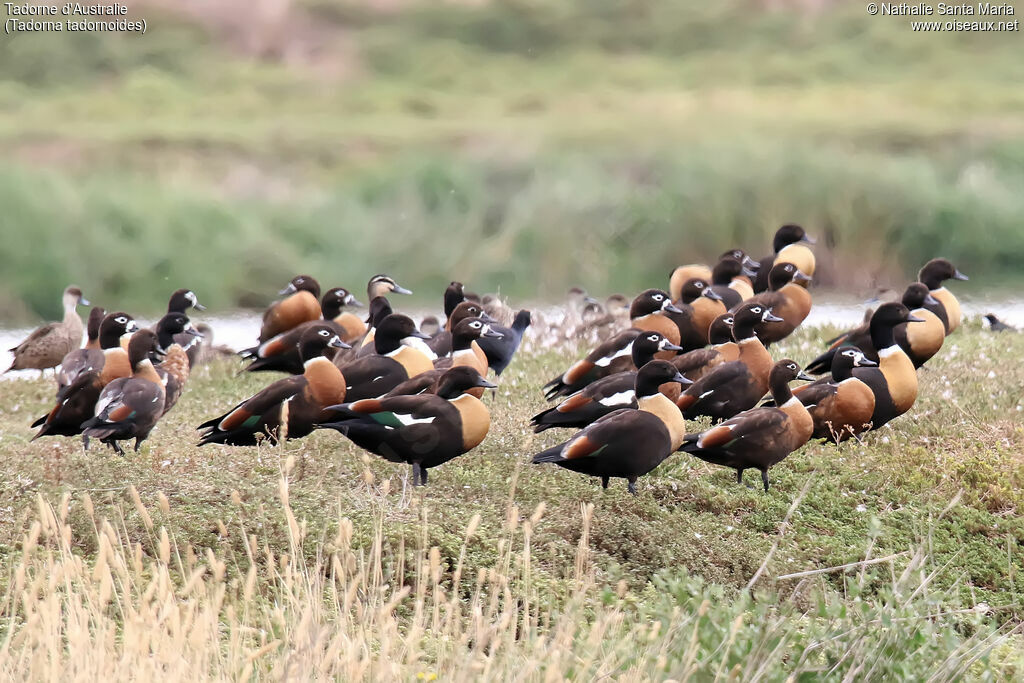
top-left (407, 329), bottom-right (431, 340)
top-left (793, 271), bottom-right (812, 283)
top-left (763, 310), bottom-right (784, 323)
top-left (481, 326), bottom-right (503, 339)
top-left (703, 289), bottom-right (723, 302)
top-left (125, 321), bottom-right (140, 334)
top-left (924, 293), bottom-right (940, 306)
top-left (742, 255), bottom-right (760, 270)
top-left (329, 336), bottom-right (351, 349)
top-left (796, 371), bottom-right (815, 381)
top-left (480, 312), bottom-right (497, 323)
top-left (953, 269), bottom-right (969, 281)
top-left (278, 283), bottom-right (298, 296)
top-left (392, 285), bottom-right (413, 295)
top-left (186, 326), bottom-right (204, 339)
top-left (855, 358), bottom-right (878, 368)
top-left (583, 295), bottom-right (600, 305)
top-left (192, 302), bottom-right (207, 311)
top-left (346, 295), bottom-right (365, 308)
top-left (663, 301), bottom-right (684, 314)
top-left (476, 377), bottom-right (498, 389)
top-left (801, 235), bottom-right (817, 245)
top-left (659, 340), bottom-right (684, 352)
top-left (906, 314), bottom-right (925, 323)
top-left (741, 265), bottom-right (759, 278)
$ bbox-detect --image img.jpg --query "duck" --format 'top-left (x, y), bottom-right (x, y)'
top-left (241, 288), bottom-right (357, 374)
top-left (421, 316), bottom-right (442, 337)
top-left (353, 275), bottom-right (414, 350)
top-left (29, 312), bottom-right (139, 442)
top-left (531, 332), bottom-right (685, 432)
top-left (918, 258), bottom-right (968, 333)
top-left (83, 307), bottom-right (105, 350)
top-left (802, 303), bottom-right (923, 431)
top-left (152, 313), bottom-right (203, 415)
top-left (629, 288), bottom-right (685, 348)
top-left (531, 360), bottom-right (689, 495)
top-left (984, 314), bottom-right (1016, 332)
top-left (192, 323), bottom-right (237, 364)
top-left (475, 309), bottom-right (531, 376)
top-left (81, 330), bottom-right (167, 455)
top-left (709, 257), bottom-right (757, 310)
top-left (541, 290), bottom-right (682, 400)
top-left (796, 347), bottom-right (877, 442)
top-left (669, 264), bottom-right (714, 302)
top-left (317, 366), bottom-right (497, 486)
top-left (753, 225), bottom-right (815, 293)
top-left (679, 359), bottom-right (814, 492)
top-left (675, 302), bottom-right (784, 421)
top-left (425, 301), bottom-right (494, 357)
top-left (338, 314), bottom-right (435, 401)
top-left (443, 281), bottom-right (466, 325)
top-left (671, 313), bottom-right (738, 381)
top-left (433, 316), bottom-right (502, 378)
top-left (57, 311), bottom-right (138, 396)
top-left (669, 278), bottom-right (726, 350)
top-left (746, 263), bottom-right (813, 345)
top-left (162, 289), bottom-right (207, 366)
top-left (257, 275), bottom-right (322, 344)
top-left (197, 325), bottom-right (348, 446)
top-left (6, 286), bottom-right (90, 374)
top-left (805, 283), bottom-right (944, 373)
top-left (55, 307), bottom-right (114, 393)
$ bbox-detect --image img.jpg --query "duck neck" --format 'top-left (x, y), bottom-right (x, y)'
top-left (768, 374), bottom-right (794, 406)
top-left (869, 321), bottom-right (898, 356)
top-left (133, 359), bottom-right (162, 385)
top-left (832, 360), bottom-right (854, 383)
top-left (732, 317), bottom-right (759, 342)
top-left (374, 334), bottom-right (402, 355)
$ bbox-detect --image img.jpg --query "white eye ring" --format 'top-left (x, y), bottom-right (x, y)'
top-left (319, 330), bottom-right (329, 336)
top-left (116, 316), bottom-right (126, 323)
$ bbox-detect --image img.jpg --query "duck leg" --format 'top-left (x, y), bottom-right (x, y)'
top-left (81, 435), bottom-right (90, 451)
top-left (134, 438), bottom-right (143, 452)
top-left (627, 477), bottom-right (638, 496)
top-left (420, 467), bottom-right (428, 486)
top-left (601, 477), bottom-right (610, 489)
top-left (735, 469), bottom-right (744, 485)
top-left (760, 469), bottom-right (770, 492)
top-left (411, 462), bottom-right (425, 486)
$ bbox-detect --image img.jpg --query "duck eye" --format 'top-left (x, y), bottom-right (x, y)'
top-left (752, 307), bottom-right (762, 313)
top-left (648, 335), bottom-right (658, 342)
top-left (319, 330), bottom-right (329, 336)
top-left (471, 322), bottom-right (481, 328)
top-left (653, 294), bottom-right (663, 301)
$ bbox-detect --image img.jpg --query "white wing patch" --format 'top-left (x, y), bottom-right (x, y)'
top-left (394, 413), bottom-right (436, 427)
top-left (595, 341), bottom-right (633, 367)
top-left (598, 390), bottom-right (635, 407)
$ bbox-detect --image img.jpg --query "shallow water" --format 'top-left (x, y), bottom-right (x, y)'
top-left (1, 296), bottom-right (1021, 381)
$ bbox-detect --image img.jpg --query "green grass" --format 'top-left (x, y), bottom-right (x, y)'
top-left (0, 320), bottom-right (1022, 676)
top-left (2, 1), bottom-right (1024, 317)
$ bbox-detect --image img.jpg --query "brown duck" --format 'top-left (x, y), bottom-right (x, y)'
top-left (197, 325), bottom-right (348, 446)
top-left (746, 262), bottom-right (813, 345)
top-left (258, 275), bottom-right (322, 343)
top-left (6, 286), bottom-right (89, 374)
top-left (679, 359), bottom-right (814, 491)
top-left (30, 312), bottom-right (139, 442)
top-left (531, 332), bottom-right (685, 432)
top-left (753, 224), bottom-right (815, 293)
top-left (81, 330), bottom-right (167, 455)
top-left (797, 347), bottom-right (877, 442)
top-left (918, 258), bottom-right (968, 333)
top-left (317, 367), bottom-right (497, 486)
top-left (241, 287), bottom-right (356, 374)
top-left (531, 360), bottom-right (689, 495)
top-left (676, 302), bottom-right (784, 421)
top-left (541, 289), bottom-right (682, 399)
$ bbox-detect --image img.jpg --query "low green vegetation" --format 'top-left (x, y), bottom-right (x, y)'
top-left (2, 1), bottom-right (1024, 318)
top-left (0, 321), bottom-right (1022, 677)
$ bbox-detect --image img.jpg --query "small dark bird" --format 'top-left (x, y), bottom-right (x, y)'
top-left (985, 314), bottom-right (1015, 332)
top-left (679, 359), bottom-right (814, 492)
top-left (531, 360), bottom-right (689, 495)
top-left (475, 309), bottom-right (531, 376)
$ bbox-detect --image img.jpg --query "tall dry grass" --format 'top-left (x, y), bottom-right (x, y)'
top-left (0, 454), bottom-right (1018, 680)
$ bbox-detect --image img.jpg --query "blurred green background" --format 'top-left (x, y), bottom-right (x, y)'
top-left (2, 0), bottom-right (1022, 319)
